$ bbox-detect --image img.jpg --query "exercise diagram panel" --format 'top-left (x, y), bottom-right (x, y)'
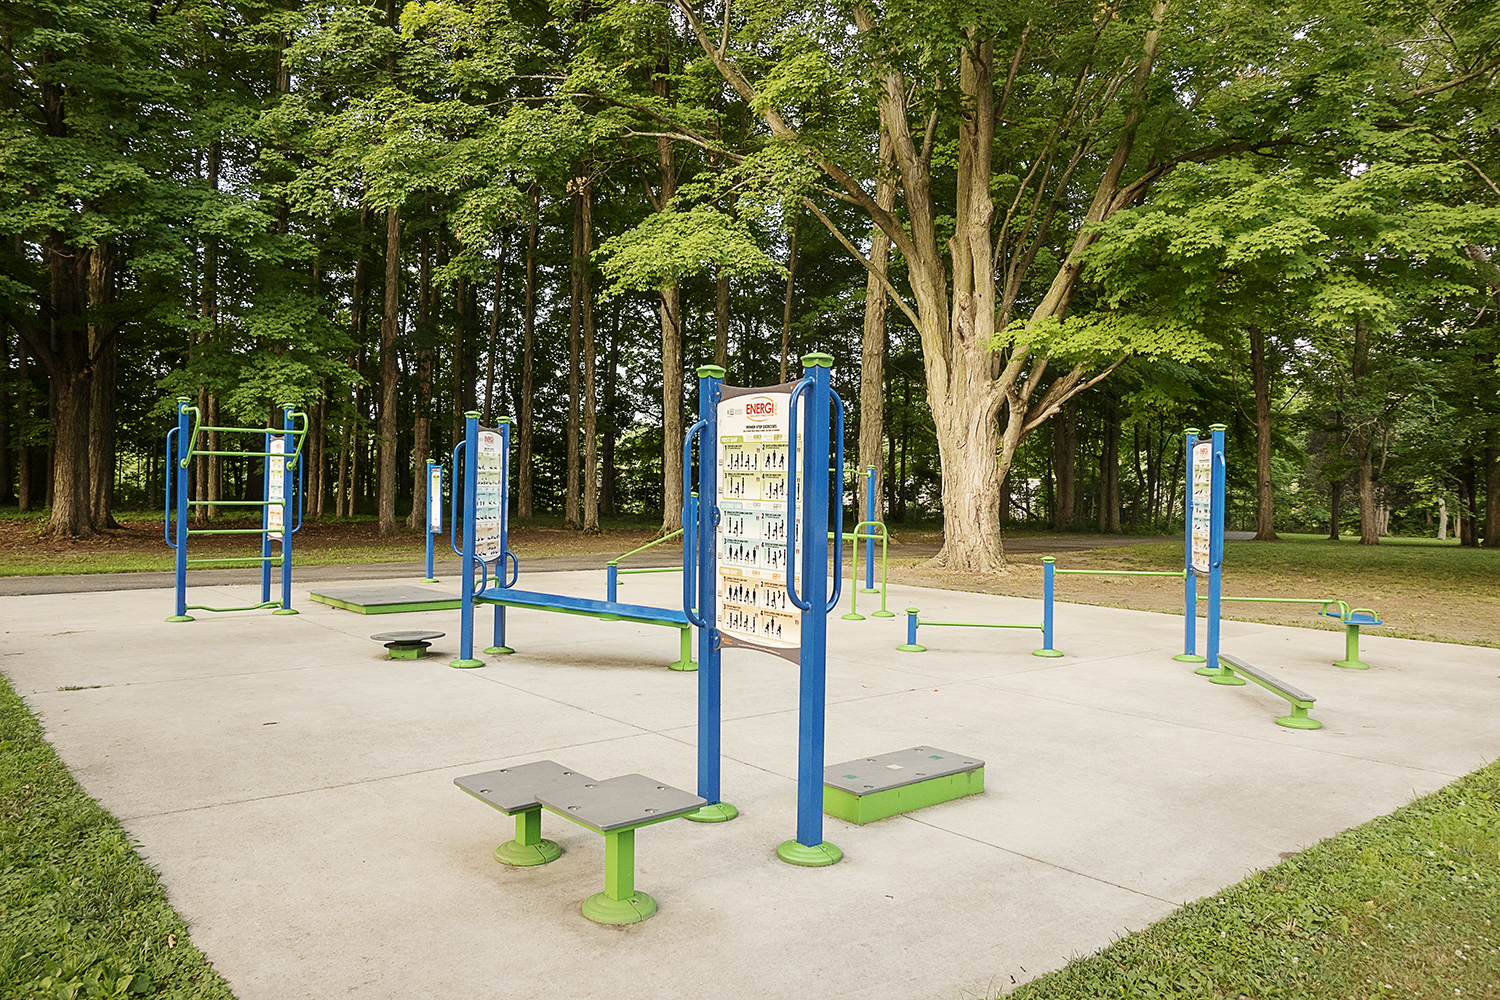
top-left (475, 427), bottom-right (505, 560)
top-left (716, 388), bottom-right (804, 657)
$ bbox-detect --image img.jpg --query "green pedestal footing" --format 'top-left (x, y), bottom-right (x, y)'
top-left (684, 801), bottom-right (738, 823)
top-left (449, 658), bottom-right (485, 669)
top-left (581, 891), bottom-right (657, 924)
top-left (1209, 670), bottom-right (1247, 686)
top-left (165, 615), bottom-right (195, 623)
top-left (272, 608), bottom-right (299, 616)
top-left (777, 839), bottom-right (842, 867)
top-left (841, 612), bottom-right (865, 621)
top-left (1276, 713), bottom-right (1323, 730)
top-left (1193, 664), bottom-right (1220, 676)
top-left (896, 643), bottom-right (926, 653)
top-left (1032, 648), bottom-right (1064, 658)
top-left (483, 645), bottom-right (515, 655)
top-left (1175, 653), bottom-right (1207, 663)
top-left (495, 838), bottom-right (561, 866)
top-left (1333, 659), bottom-right (1370, 670)
top-left (860, 587), bottom-right (879, 594)
top-left (598, 614), bottom-right (622, 622)
top-left (421, 577), bottom-right (439, 584)
top-left (388, 648), bottom-right (425, 660)
top-left (869, 610), bottom-right (896, 618)
top-left (667, 659), bottom-right (699, 672)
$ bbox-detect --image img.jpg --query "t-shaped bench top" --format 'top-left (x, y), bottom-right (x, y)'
top-left (536, 774), bottom-right (706, 833)
top-left (455, 760), bottom-right (597, 815)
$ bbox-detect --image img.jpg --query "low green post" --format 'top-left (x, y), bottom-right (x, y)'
top-left (668, 626), bottom-right (698, 672)
top-left (1334, 623), bottom-right (1371, 670)
top-left (494, 808), bottom-right (561, 867)
top-left (582, 828), bottom-right (657, 924)
top-left (897, 608), bottom-right (925, 652)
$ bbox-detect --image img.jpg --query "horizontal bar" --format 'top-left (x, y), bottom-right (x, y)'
top-left (187, 528), bottom-right (278, 536)
top-left (1055, 569), bottom-right (1185, 577)
top-left (187, 557), bottom-right (284, 565)
top-left (185, 602), bottom-right (282, 613)
top-left (187, 500), bottom-right (282, 509)
top-left (920, 620), bottom-right (1042, 630)
top-left (187, 450), bottom-right (289, 458)
top-left (1200, 596), bottom-right (1335, 606)
top-left (611, 529), bottom-right (684, 564)
top-left (196, 425), bottom-right (308, 436)
top-left (617, 567), bottom-right (684, 576)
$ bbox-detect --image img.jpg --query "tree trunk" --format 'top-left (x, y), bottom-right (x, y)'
top-left (1328, 477), bottom-right (1342, 540)
top-left (1351, 317), bottom-right (1379, 546)
top-left (1459, 455), bottom-right (1479, 547)
top-left (483, 238), bottom-right (506, 425)
top-left (601, 303), bottom-right (620, 517)
top-left (659, 284), bottom-right (684, 531)
top-left (565, 181), bottom-right (584, 530)
top-left (518, 187), bottom-right (539, 521)
top-left (581, 175), bottom-right (600, 535)
top-left (377, 204), bottom-right (400, 536)
top-left (859, 125), bottom-right (896, 528)
top-left (405, 229), bottom-right (433, 530)
top-left (1482, 429), bottom-right (1499, 548)
top-left (780, 210), bottom-right (800, 383)
top-left (1100, 394), bottom-right (1120, 532)
top-left (1053, 403), bottom-right (1076, 529)
top-left (715, 270), bottom-right (730, 371)
top-left (1248, 323), bottom-right (1279, 541)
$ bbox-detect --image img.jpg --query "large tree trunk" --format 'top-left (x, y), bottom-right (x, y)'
top-left (858, 126), bottom-right (896, 527)
top-left (565, 181), bottom-right (584, 530)
top-left (1482, 429), bottom-right (1499, 548)
top-left (1328, 477), bottom-right (1343, 540)
top-left (518, 187), bottom-right (539, 520)
top-left (659, 284), bottom-right (684, 532)
top-left (780, 210), bottom-right (800, 383)
top-left (405, 229), bottom-right (433, 530)
top-left (1248, 324), bottom-right (1279, 541)
top-left (581, 176), bottom-right (600, 536)
top-left (377, 204), bottom-right (400, 536)
top-left (715, 271), bottom-right (730, 371)
top-left (87, 241), bottom-right (118, 529)
top-left (1052, 404), bottom-right (1076, 529)
top-left (1351, 317), bottom-right (1379, 546)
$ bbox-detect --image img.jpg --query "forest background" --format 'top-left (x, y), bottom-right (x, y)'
top-left (2, 0), bottom-right (1499, 571)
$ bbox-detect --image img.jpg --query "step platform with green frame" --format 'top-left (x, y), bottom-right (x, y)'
top-left (308, 585), bottom-right (462, 614)
top-left (823, 746), bottom-right (985, 825)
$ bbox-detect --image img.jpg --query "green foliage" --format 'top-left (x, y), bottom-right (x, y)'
top-left (595, 208), bottom-right (783, 297)
top-left (0, 676), bottom-right (234, 999)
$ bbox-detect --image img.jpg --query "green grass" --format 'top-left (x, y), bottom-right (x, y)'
top-left (0, 675), bottom-right (235, 999)
top-left (1011, 760), bottom-right (1500, 999)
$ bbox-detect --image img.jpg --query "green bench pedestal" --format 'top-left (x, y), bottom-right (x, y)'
top-left (823, 747), bottom-right (985, 825)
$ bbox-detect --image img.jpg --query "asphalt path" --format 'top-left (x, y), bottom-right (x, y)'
top-left (0, 532), bottom-right (1235, 597)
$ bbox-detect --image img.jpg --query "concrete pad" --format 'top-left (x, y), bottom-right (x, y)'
top-left (3, 568), bottom-right (1498, 1000)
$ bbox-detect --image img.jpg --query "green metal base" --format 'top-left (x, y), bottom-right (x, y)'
top-left (484, 645), bottom-right (515, 655)
top-left (841, 612), bottom-right (865, 621)
top-left (1193, 664), bottom-right (1221, 676)
top-left (1208, 669), bottom-right (1247, 686)
top-left (422, 577), bottom-right (439, 584)
top-left (581, 891), bottom-right (657, 924)
top-left (1032, 648), bottom-right (1064, 658)
top-left (1176, 653), bottom-right (1208, 663)
top-left (777, 840), bottom-right (842, 867)
top-left (683, 801), bottom-right (738, 823)
top-left (166, 615), bottom-right (195, 623)
top-left (449, 658), bottom-right (485, 669)
top-left (1333, 659), bottom-right (1370, 670)
top-left (825, 767), bottom-right (984, 825)
top-left (495, 838), bottom-right (561, 866)
top-left (667, 659), bottom-right (699, 672)
top-left (388, 648), bottom-right (426, 660)
top-left (869, 610), bottom-right (896, 618)
top-left (1276, 713), bottom-right (1323, 730)
top-left (896, 643), bottom-right (926, 652)
top-left (272, 608), bottom-right (299, 615)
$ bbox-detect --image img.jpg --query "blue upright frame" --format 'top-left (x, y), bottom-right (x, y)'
top-left (1177, 423), bottom-right (1227, 674)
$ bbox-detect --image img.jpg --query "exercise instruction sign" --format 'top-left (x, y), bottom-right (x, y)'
top-left (1190, 440), bottom-right (1212, 573)
top-left (716, 385), bottom-right (804, 659)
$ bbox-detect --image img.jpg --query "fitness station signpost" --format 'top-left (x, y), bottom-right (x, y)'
top-left (423, 460), bottom-right (443, 583)
top-left (1175, 424), bottom-right (1227, 672)
top-left (685, 354), bottom-right (846, 865)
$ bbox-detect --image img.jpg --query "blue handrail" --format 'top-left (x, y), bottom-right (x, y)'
top-left (784, 377), bottom-right (813, 612)
top-left (682, 418), bottom-right (709, 629)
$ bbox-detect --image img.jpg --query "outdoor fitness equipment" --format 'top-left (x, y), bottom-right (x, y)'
top-left (839, 467), bottom-right (893, 620)
top-left (165, 397), bottom-right (306, 621)
top-left (422, 459), bottom-right (443, 583)
top-left (450, 416), bottom-right (696, 672)
top-left (685, 355), bottom-right (846, 864)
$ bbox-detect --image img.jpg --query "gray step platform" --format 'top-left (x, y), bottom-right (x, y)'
top-left (310, 585), bottom-right (461, 614)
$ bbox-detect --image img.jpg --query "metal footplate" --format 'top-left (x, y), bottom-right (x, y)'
top-left (823, 746), bottom-right (985, 825)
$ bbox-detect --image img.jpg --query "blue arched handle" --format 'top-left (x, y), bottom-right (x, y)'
top-left (449, 440), bottom-right (466, 557)
top-left (826, 389), bottom-right (845, 614)
top-left (683, 418), bottom-right (709, 628)
top-left (784, 377), bottom-right (813, 612)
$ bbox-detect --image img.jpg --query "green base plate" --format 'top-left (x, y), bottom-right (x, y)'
top-left (165, 615), bottom-right (195, 623)
top-left (1175, 653), bottom-right (1208, 663)
top-left (1209, 671), bottom-right (1247, 686)
top-left (1193, 664), bottom-right (1221, 676)
top-left (484, 645), bottom-right (515, 655)
top-left (869, 610), bottom-right (896, 618)
top-left (422, 578), bottom-right (439, 584)
top-left (859, 588), bottom-right (879, 594)
top-left (388, 648), bottom-right (426, 660)
top-left (668, 660), bottom-right (699, 672)
top-left (896, 643), bottom-right (926, 652)
top-left (449, 658), bottom-right (485, 669)
top-left (581, 891), bottom-right (657, 924)
top-left (683, 801), bottom-right (738, 823)
top-left (841, 613), bottom-right (865, 621)
top-left (1276, 714), bottom-right (1323, 730)
top-left (1333, 659), bottom-right (1370, 670)
top-left (1032, 648), bottom-right (1064, 658)
top-left (777, 839), bottom-right (842, 867)
top-left (272, 608), bottom-right (299, 615)
top-left (494, 838), bottom-right (561, 867)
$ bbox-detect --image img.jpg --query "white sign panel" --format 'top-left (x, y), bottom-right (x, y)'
top-left (1191, 441), bottom-right (1212, 574)
top-left (715, 390), bottom-right (803, 656)
top-left (428, 466), bottom-right (443, 532)
top-left (475, 430), bottom-right (504, 561)
top-left (267, 438), bottom-right (285, 540)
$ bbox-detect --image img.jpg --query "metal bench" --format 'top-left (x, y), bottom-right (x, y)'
top-left (1214, 653), bottom-right (1322, 730)
top-left (475, 587), bottom-right (696, 671)
top-left (1320, 605), bottom-right (1383, 670)
top-left (456, 760), bottom-right (705, 924)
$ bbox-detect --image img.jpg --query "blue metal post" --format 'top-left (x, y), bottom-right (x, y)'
top-left (168, 398), bottom-right (193, 621)
top-left (861, 466), bottom-right (877, 592)
top-left (274, 404), bottom-right (298, 614)
top-left (424, 459), bottom-right (438, 582)
top-left (487, 419), bottom-right (512, 655)
top-left (1175, 428), bottom-right (1204, 663)
top-left (452, 412), bottom-right (483, 668)
top-left (688, 365), bottom-right (735, 822)
top-left (1035, 557), bottom-right (1062, 656)
top-left (260, 424), bottom-right (274, 605)
top-left (896, 607), bottom-right (925, 652)
top-left (606, 563), bottom-right (619, 603)
top-left (1207, 423), bottom-right (1227, 672)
